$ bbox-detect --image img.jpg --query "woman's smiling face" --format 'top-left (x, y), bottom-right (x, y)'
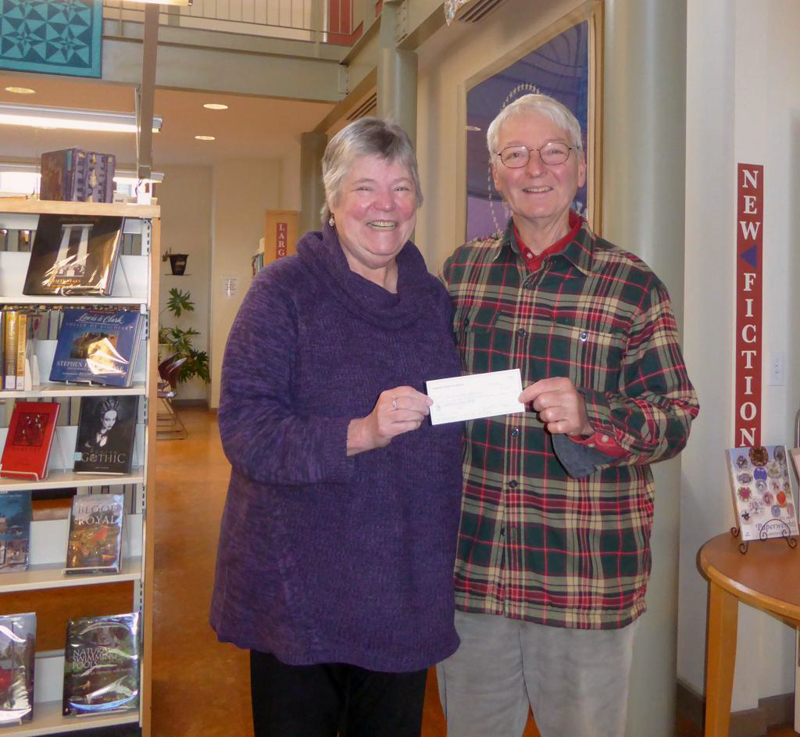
top-left (330, 155), bottom-right (418, 279)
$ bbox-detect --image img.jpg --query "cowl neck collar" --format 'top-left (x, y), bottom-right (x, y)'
top-left (296, 223), bottom-right (429, 330)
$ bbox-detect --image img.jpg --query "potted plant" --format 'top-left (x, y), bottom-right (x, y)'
top-left (159, 288), bottom-right (210, 384)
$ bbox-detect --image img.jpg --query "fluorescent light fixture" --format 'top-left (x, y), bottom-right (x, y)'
top-left (4, 87), bottom-right (36, 95)
top-left (203, 103), bottom-right (228, 110)
top-left (0, 103), bottom-right (162, 134)
top-left (195, 135), bottom-right (215, 141)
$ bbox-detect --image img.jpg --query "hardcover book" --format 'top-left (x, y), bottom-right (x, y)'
top-left (63, 612), bottom-right (139, 717)
top-left (0, 612), bottom-right (36, 725)
top-left (50, 309), bottom-right (144, 388)
top-left (23, 214), bottom-right (123, 296)
top-left (3, 310), bottom-right (18, 391)
top-left (0, 401), bottom-right (61, 481)
top-left (74, 397), bottom-right (138, 475)
top-left (41, 149), bottom-right (116, 204)
top-left (0, 491), bottom-right (32, 573)
top-left (65, 494), bottom-right (124, 575)
top-left (726, 445), bottom-right (799, 542)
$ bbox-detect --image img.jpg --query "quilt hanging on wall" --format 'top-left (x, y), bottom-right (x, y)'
top-left (0, 0), bottom-right (102, 78)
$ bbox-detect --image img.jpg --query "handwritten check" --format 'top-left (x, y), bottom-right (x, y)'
top-left (426, 369), bottom-right (525, 425)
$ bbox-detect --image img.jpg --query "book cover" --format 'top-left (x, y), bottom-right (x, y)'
top-left (74, 397), bottom-right (138, 475)
top-left (65, 494), bottom-right (124, 574)
top-left (726, 445), bottom-right (799, 542)
top-left (23, 214), bottom-right (124, 296)
top-left (0, 612), bottom-right (36, 725)
top-left (0, 401), bottom-right (61, 481)
top-left (50, 309), bottom-right (143, 388)
top-left (3, 311), bottom-right (18, 391)
top-left (0, 491), bottom-right (32, 573)
top-left (63, 612), bottom-right (139, 717)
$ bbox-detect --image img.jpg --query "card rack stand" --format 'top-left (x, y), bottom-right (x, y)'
top-left (730, 524), bottom-right (798, 554)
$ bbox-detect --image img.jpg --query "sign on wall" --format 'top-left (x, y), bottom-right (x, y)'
top-left (264, 210), bottom-right (298, 266)
top-left (0, 0), bottom-right (102, 78)
top-left (734, 163), bottom-right (764, 447)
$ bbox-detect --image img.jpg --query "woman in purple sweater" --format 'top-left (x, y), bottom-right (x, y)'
top-left (210, 118), bottom-right (463, 737)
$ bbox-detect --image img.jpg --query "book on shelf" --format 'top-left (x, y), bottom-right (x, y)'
top-left (63, 612), bottom-right (139, 717)
top-left (0, 612), bottom-right (36, 726)
top-left (1, 309), bottom-right (43, 392)
top-left (23, 214), bottom-right (124, 296)
top-left (726, 445), bottom-right (799, 542)
top-left (74, 396), bottom-right (138, 475)
top-left (40, 149), bottom-right (116, 204)
top-left (0, 491), bottom-right (32, 572)
top-left (65, 493), bottom-right (124, 575)
top-left (50, 308), bottom-right (144, 387)
top-left (0, 401), bottom-right (61, 481)
top-left (3, 310), bottom-right (18, 391)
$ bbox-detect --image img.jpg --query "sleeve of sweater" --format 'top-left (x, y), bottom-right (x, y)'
top-left (218, 263), bottom-right (356, 487)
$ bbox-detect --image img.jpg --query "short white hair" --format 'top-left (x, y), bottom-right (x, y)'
top-left (486, 93), bottom-right (583, 157)
top-left (321, 117), bottom-right (423, 224)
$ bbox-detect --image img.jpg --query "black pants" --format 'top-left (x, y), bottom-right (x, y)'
top-left (250, 650), bottom-right (428, 737)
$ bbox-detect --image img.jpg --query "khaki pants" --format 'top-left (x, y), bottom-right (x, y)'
top-left (437, 611), bottom-right (639, 737)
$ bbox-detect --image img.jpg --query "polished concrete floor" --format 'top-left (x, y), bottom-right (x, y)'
top-left (151, 408), bottom-right (796, 737)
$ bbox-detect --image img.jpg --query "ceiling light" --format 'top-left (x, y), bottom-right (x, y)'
top-left (0, 103), bottom-right (162, 134)
top-left (203, 103), bottom-right (228, 110)
top-left (5, 87), bottom-right (36, 95)
top-left (195, 135), bottom-right (215, 141)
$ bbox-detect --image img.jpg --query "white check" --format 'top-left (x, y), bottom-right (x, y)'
top-left (426, 369), bottom-right (525, 425)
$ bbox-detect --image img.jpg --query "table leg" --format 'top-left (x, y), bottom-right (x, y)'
top-left (704, 582), bottom-right (738, 737)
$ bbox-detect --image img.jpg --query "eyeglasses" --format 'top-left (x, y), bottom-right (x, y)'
top-left (495, 142), bottom-right (578, 168)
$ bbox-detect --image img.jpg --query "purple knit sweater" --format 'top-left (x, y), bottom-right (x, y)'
top-left (210, 224), bottom-right (463, 672)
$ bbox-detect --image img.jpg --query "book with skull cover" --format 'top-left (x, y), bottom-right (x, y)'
top-left (65, 494), bottom-right (124, 575)
top-left (0, 401), bottom-right (61, 481)
top-left (23, 214), bottom-right (123, 296)
top-left (0, 612), bottom-right (36, 726)
top-left (62, 612), bottom-right (139, 717)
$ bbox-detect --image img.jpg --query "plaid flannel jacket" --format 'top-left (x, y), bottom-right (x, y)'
top-left (440, 220), bottom-right (699, 629)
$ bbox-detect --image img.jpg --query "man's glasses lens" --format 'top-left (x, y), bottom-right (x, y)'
top-left (499, 144), bottom-right (571, 168)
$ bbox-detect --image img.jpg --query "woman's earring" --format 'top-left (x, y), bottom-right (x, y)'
top-left (328, 214), bottom-right (335, 227)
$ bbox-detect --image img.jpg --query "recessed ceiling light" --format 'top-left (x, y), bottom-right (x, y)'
top-left (203, 103), bottom-right (228, 110)
top-left (5, 87), bottom-right (36, 95)
top-left (195, 135), bottom-right (215, 141)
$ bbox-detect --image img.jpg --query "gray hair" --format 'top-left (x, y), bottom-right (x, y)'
top-left (486, 93), bottom-right (583, 158)
top-left (321, 117), bottom-right (423, 224)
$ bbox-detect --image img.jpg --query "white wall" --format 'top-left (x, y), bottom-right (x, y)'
top-left (156, 164), bottom-right (213, 403)
top-left (209, 159), bottom-right (282, 408)
top-left (281, 142), bottom-right (302, 211)
top-left (680, 0), bottom-right (800, 710)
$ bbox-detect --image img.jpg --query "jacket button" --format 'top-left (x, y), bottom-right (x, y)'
top-left (517, 328), bottom-right (527, 337)
top-left (511, 428), bottom-right (520, 438)
top-left (509, 480), bottom-right (518, 488)
top-left (579, 331), bottom-right (588, 341)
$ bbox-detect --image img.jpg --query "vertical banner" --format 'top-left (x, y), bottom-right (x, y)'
top-left (264, 210), bottom-right (299, 268)
top-left (735, 164), bottom-right (764, 447)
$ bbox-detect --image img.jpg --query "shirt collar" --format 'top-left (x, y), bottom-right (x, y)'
top-left (491, 212), bottom-right (598, 276)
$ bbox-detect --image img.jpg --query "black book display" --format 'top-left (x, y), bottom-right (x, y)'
top-left (74, 396), bottom-right (138, 475)
top-left (23, 214), bottom-right (123, 296)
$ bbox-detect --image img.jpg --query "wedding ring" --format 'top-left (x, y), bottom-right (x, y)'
top-left (392, 399), bottom-right (398, 411)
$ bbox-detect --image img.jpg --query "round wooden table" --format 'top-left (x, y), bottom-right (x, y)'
top-left (698, 531), bottom-right (800, 736)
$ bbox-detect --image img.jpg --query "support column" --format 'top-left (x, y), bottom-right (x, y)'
top-left (602, 1), bottom-right (687, 736)
top-left (376, 1), bottom-right (418, 145)
top-left (299, 131), bottom-right (328, 236)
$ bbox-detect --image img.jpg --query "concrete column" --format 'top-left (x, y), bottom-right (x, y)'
top-left (299, 131), bottom-right (328, 235)
top-left (602, 1), bottom-right (688, 736)
top-left (376, 1), bottom-right (418, 145)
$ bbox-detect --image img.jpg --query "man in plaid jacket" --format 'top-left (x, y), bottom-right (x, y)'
top-left (437, 94), bottom-right (699, 737)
